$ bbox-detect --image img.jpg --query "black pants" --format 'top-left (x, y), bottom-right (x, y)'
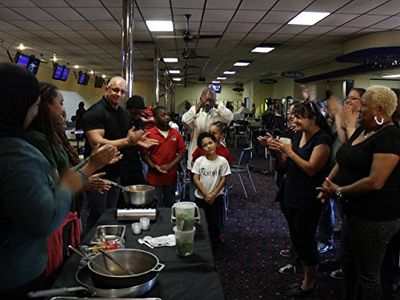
top-left (341, 215), bottom-right (400, 300)
top-left (196, 195), bottom-right (224, 245)
top-left (286, 205), bottom-right (322, 266)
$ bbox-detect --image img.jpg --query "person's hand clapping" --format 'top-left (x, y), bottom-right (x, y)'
top-left (327, 96), bottom-right (342, 117)
top-left (60, 169), bottom-right (84, 195)
top-left (341, 105), bottom-right (358, 130)
top-left (137, 132), bottom-right (159, 148)
top-left (85, 172), bottom-right (111, 193)
top-left (89, 144), bottom-right (122, 170)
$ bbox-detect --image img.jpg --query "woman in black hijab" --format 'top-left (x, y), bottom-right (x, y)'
top-left (0, 63), bottom-right (85, 298)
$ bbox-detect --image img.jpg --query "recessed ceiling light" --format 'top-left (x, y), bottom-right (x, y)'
top-left (146, 20), bottom-right (173, 32)
top-left (73, 65), bottom-right (80, 69)
top-left (89, 70), bottom-right (94, 75)
top-left (101, 74), bottom-right (106, 78)
top-left (212, 80), bottom-right (220, 84)
top-left (251, 46), bottom-right (275, 53)
top-left (52, 54), bottom-right (58, 62)
top-left (172, 77), bottom-right (182, 81)
top-left (163, 57), bottom-right (178, 63)
top-left (17, 43), bottom-right (26, 50)
top-left (217, 77), bottom-right (227, 80)
top-left (382, 74), bottom-right (400, 78)
top-left (234, 61), bottom-right (251, 67)
top-left (169, 70), bottom-right (180, 74)
top-left (224, 71), bottom-right (236, 75)
top-left (288, 11), bottom-right (330, 25)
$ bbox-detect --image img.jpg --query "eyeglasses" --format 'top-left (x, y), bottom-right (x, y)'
top-left (109, 87), bottom-right (127, 96)
top-left (345, 96), bottom-right (361, 101)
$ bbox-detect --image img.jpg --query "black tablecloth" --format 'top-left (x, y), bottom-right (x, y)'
top-left (52, 208), bottom-right (224, 299)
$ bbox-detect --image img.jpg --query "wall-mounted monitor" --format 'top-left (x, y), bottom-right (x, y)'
top-left (60, 67), bottom-right (70, 81)
top-left (94, 76), bottom-right (104, 88)
top-left (77, 71), bottom-right (89, 85)
top-left (26, 57), bottom-right (40, 74)
top-left (212, 84), bottom-right (221, 93)
top-left (52, 64), bottom-right (64, 80)
top-left (14, 52), bottom-right (30, 68)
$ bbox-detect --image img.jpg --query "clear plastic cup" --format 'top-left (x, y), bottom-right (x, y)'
top-left (279, 137), bottom-right (291, 145)
top-left (173, 202), bottom-right (196, 231)
top-left (131, 222), bottom-right (141, 235)
top-left (140, 217), bottom-right (150, 230)
top-left (173, 226), bottom-right (196, 257)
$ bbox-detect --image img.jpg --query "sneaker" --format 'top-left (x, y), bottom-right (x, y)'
top-left (330, 268), bottom-right (343, 280)
top-left (279, 248), bottom-right (292, 258)
top-left (278, 263), bottom-right (297, 274)
top-left (318, 242), bottom-right (333, 254)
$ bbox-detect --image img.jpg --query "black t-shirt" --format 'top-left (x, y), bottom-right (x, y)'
top-left (82, 97), bottom-right (131, 179)
top-left (120, 117), bottom-right (146, 185)
top-left (285, 130), bottom-right (333, 208)
top-left (336, 125), bottom-right (400, 221)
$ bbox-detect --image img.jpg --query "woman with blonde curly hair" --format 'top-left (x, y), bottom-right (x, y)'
top-left (318, 85), bottom-right (400, 299)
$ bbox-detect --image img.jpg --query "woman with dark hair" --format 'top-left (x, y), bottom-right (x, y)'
top-left (0, 63), bottom-right (87, 298)
top-left (318, 85), bottom-right (400, 299)
top-left (25, 82), bottom-right (121, 279)
top-left (269, 101), bottom-right (333, 297)
top-left (27, 82), bottom-right (120, 185)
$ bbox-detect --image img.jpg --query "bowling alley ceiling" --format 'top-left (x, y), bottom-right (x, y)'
top-left (0, 0), bottom-right (399, 84)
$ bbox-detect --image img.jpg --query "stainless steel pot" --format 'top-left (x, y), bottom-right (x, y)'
top-left (27, 265), bottom-right (159, 298)
top-left (123, 185), bottom-right (154, 206)
top-left (88, 249), bottom-right (164, 288)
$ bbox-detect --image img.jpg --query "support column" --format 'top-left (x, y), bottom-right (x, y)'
top-left (122, 0), bottom-right (134, 97)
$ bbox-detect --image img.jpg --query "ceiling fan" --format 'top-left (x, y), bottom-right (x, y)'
top-left (157, 14), bottom-right (222, 60)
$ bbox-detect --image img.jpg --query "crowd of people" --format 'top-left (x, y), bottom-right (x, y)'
top-left (260, 85), bottom-right (400, 299)
top-left (0, 61), bottom-right (399, 300)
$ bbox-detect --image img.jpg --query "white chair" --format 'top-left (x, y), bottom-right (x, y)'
top-left (231, 147), bottom-right (257, 198)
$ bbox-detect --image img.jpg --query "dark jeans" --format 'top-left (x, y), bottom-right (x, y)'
top-left (154, 184), bottom-right (177, 208)
top-left (196, 195), bottom-right (224, 245)
top-left (286, 204), bottom-right (322, 266)
top-left (318, 197), bottom-right (335, 246)
top-left (341, 215), bottom-right (400, 300)
top-left (85, 181), bottom-right (121, 234)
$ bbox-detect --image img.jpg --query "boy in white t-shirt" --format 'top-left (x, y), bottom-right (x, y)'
top-left (192, 132), bottom-right (231, 247)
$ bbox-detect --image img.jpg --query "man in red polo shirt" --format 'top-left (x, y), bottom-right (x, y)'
top-left (142, 106), bottom-right (186, 207)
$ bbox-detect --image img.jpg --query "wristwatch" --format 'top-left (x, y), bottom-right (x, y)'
top-left (335, 187), bottom-right (343, 200)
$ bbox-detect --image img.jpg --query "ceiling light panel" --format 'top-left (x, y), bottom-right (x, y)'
top-left (382, 74), bottom-right (400, 78)
top-left (163, 57), bottom-right (178, 63)
top-left (146, 20), bottom-right (173, 32)
top-left (234, 61), bottom-right (251, 67)
top-left (288, 12), bottom-right (330, 25)
top-left (251, 47), bottom-right (275, 53)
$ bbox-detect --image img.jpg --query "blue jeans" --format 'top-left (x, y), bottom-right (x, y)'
top-left (318, 197), bottom-right (335, 246)
top-left (154, 184), bottom-right (177, 208)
